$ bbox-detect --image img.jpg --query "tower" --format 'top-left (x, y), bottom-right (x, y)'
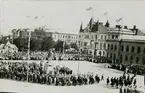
top-left (79, 22), bottom-right (83, 32)
top-left (105, 20), bottom-right (110, 27)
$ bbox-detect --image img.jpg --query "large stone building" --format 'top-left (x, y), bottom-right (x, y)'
top-left (79, 18), bottom-right (108, 58)
top-left (119, 35), bottom-right (145, 65)
top-left (79, 17), bottom-right (145, 65)
top-left (51, 32), bottom-right (79, 44)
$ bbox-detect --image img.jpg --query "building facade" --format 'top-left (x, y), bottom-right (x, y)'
top-left (79, 17), bottom-right (145, 65)
top-left (0, 41), bottom-right (18, 53)
top-left (119, 35), bottom-right (145, 65)
top-left (51, 32), bottom-right (79, 45)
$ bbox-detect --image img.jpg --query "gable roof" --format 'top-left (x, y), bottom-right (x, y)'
top-left (0, 41), bottom-right (18, 50)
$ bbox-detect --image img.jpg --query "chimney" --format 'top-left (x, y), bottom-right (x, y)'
top-left (115, 25), bottom-right (122, 31)
top-left (133, 25), bottom-right (136, 30)
top-left (124, 25), bottom-right (128, 29)
top-left (135, 29), bottom-right (138, 35)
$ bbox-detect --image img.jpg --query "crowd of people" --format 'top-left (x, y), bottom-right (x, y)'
top-left (0, 61), bottom-right (137, 88)
top-left (0, 61), bottom-right (101, 86)
top-left (111, 64), bottom-right (145, 75)
top-left (0, 51), bottom-right (84, 61)
top-left (106, 74), bottom-right (137, 89)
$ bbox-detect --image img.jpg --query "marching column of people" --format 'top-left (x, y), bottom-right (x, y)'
top-left (0, 61), bottom-right (105, 86)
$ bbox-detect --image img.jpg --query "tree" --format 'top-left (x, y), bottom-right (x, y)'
top-left (64, 43), bottom-right (70, 49)
top-left (33, 27), bottom-right (46, 39)
top-left (70, 42), bottom-right (78, 50)
top-left (53, 40), bottom-right (63, 52)
top-left (13, 37), bottom-right (28, 51)
top-left (41, 37), bottom-right (54, 51)
top-left (30, 38), bottom-right (42, 51)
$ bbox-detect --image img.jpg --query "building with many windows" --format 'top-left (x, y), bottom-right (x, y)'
top-left (79, 18), bottom-right (109, 59)
top-left (119, 35), bottom-right (145, 65)
top-left (52, 32), bottom-right (79, 44)
top-left (79, 17), bottom-right (145, 65)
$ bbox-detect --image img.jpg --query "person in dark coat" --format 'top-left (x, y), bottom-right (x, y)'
top-left (107, 77), bottom-right (110, 85)
top-left (101, 74), bottom-right (104, 81)
top-left (133, 79), bottom-right (136, 86)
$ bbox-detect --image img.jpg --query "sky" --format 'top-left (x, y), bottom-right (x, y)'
top-left (0, 0), bottom-right (145, 36)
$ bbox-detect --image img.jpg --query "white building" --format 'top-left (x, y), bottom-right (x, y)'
top-left (0, 41), bottom-right (18, 53)
top-left (52, 32), bottom-right (79, 44)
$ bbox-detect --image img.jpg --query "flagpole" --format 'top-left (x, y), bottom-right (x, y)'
top-left (27, 30), bottom-right (31, 82)
top-left (77, 49), bottom-right (81, 74)
top-left (63, 39), bottom-right (65, 55)
top-left (92, 8), bottom-right (93, 19)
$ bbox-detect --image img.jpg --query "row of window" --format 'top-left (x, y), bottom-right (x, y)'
top-left (79, 34), bottom-right (119, 40)
top-left (120, 55), bottom-right (140, 63)
top-left (54, 34), bottom-right (78, 39)
top-left (108, 44), bottom-right (117, 51)
top-left (108, 35), bottom-right (118, 39)
top-left (108, 53), bottom-right (142, 64)
top-left (108, 53), bottom-right (116, 60)
top-left (121, 45), bottom-right (145, 54)
top-left (80, 42), bottom-right (145, 55)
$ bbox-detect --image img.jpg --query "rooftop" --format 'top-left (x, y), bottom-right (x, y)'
top-left (121, 35), bottom-right (145, 42)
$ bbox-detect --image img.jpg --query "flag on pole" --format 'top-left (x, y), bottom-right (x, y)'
top-left (34, 16), bottom-right (38, 19)
top-left (116, 17), bottom-right (122, 22)
top-left (86, 7), bottom-right (92, 11)
top-left (26, 16), bottom-right (30, 18)
top-left (104, 12), bottom-right (108, 16)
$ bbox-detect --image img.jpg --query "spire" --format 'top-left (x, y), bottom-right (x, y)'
top-left (79, 22), bottom-right (83, 32)
top-left (105, 20), bottom-right (110, 27)
top-left (89, 17), bottom-right (93, 29)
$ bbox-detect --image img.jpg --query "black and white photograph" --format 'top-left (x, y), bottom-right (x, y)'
top-left (0, 0), bottom-right (145, 93)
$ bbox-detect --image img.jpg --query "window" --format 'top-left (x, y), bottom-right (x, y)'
top-left (112, 35), bottom-right (114, 39)
top-left (100, 43), bottom-right (102, 49)
top-left (113, 54), bottom-right (116, 60)
top-left (137, 47), bottom-right (141, 53)
top-left (95, 35), bottom-right (97, 39)
top-left (108, 44), bottom-right (110, 50)
top-left (116, 35), bottom-right (118, 39)
top-left (110, 53), bottom-right (112, 59)
top-left (143, 57), bottom-right (145, 64)
top-left (85, 35), bottom-right (89, 39)
top-left (104, 43), bottom-right (106, 49)
top-left (107, 53), bottom-right (109, 57)
top-left (114, 44), bottom-right (117, 51)
top-left (121, 45), bottom-right (124, 51)
top-left (105, 36), bottom-right (107, 40)
top-left (125, 55), bottom-right (128, 61)
top-left (144, 48), bottom-right (145, 54)
top-left (131, 46), bottom-right (135, 53)
top-left (99, 51), bottom-right (102, 56)
top-left (130, 56), bottom-right (133, 60)
top-left (84, 42), bottom-right (87, 46)
top-left (136, 57), bottom-right (139, 63)
top-left (103, 51), bottom-right (105, 55)
top-left (108, 35), bottom-right (110, 39)
top-left (101, 35), bottom-right (103, 39)
top-left (111, 44), bottom-right (113, 50)
top-left (126, 45), bottom-right (129, 52)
